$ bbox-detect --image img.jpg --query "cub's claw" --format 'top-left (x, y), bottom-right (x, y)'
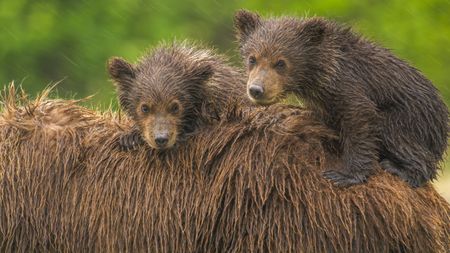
top-left (380, 159), bottom-right (421, 188)
top-left (323, 170), bottom-right (367, 187)
top-left (119, 131), bottom-right (144, 151)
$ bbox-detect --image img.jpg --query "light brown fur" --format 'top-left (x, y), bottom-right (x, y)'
top-left (1, 85), bottom-right (449, 252)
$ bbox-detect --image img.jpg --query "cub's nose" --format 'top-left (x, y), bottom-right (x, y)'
top-left (155, 134), bottom-right (169, 147)
top-left (248, 85), bottom-right (264, 99)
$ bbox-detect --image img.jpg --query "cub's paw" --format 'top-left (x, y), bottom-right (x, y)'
top-left (380, 159), bottom-right (421, 188)
top-left (322, 170), bottom-right (368, 187)
top-left (119, 131), bottom-right (144, 151)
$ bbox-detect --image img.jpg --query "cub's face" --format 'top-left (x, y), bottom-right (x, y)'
top-left (134, 96), bottom-right (183, 149)
top-left (108, 52), bottom-right (212, 150)
top-left (234, 10), bottom-right (326, 105)
top-left (244, 50), bottom-right (292, 105)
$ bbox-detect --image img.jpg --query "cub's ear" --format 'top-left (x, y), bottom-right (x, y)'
top-left (108, 57), bottom-right (136, 84)
top-left (234, 9), bottom-right (261, 44)
top-left (107, 57), bottom-right (136, 114)
top-left (300, 18), bottom-right (327, 45)
top-left (190, 63), bottom-right (214, 85)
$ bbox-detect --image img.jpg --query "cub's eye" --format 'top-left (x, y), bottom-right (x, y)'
top-left (168, 102), bottom-right (180, 114)
top-left (248, 56), bottom-right (257, 66)
top-left (141, 104), bottom-right (151, 114)
top-left (274, 59), bottom-right (286, 69)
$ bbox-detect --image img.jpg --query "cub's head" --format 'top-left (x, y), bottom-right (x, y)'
top-left (108, 44), bottom-right (214, 150)
top-left (234, 10), bottom-right (329, 105)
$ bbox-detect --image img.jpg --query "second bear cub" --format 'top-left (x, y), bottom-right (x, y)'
top-left (234, 10), bottom-right (448, 187)
top-left (108, 42), bottom-right (246, 150)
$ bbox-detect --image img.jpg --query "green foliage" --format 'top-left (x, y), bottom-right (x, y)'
top-left (1, 0), bottom-right (449, 109)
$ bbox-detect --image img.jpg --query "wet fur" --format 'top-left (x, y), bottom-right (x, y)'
top-left (234, 10), bottom-right (449, 187)
top-left (1, 86), bottom-right (449, 252)
top-left (108, 42), bottom-right (248, 150)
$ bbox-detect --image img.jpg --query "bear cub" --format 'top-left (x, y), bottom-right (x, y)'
top-left (234, 10), bottom-right (448, 187)
top-left (108, 42), bottom-right (247, 150)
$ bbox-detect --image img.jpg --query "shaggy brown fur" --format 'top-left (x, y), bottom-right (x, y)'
top-left (234, 10), bottom-right (449, 188)
top-left (0, 86), bottom-right (449, 252)
top-left (108, 41), bottom-right (248, 150)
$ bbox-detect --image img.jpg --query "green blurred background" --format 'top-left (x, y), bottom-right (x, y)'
top-left (1, 0), bottom-right (449, 197)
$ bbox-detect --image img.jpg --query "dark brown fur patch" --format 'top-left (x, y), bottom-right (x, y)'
top-left (235, 10), bottom-right (449, 187)
top-left (1, 86), bottom-right (449, 252)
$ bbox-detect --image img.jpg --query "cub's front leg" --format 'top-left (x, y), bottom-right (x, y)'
top-left (322, 95), bottom-right (380, 187)
top-left (119, 126), bottom-right (145, 151)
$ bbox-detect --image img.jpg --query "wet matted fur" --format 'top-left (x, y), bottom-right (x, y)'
top-left (108, 41), bottom-right (249, 150)
top-left (0, 86), bottom-right (449, 252)
top-left (234, 10), bottom-right (449, 188)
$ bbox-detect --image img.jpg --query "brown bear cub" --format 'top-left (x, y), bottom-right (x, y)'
top-left (108, 42), bottom-right (247, 150)
top-left (234, 10), bottom-right (449, 187)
